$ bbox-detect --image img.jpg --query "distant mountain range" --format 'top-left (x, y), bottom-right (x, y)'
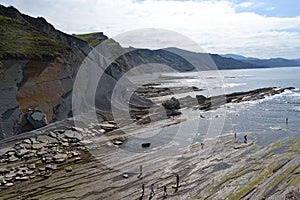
top-left (165, 48), bottom-right (300, 69)
top-left (165, 47), bottom-right (262, 70)
top-left (221, 54), bottom-right (300, 68)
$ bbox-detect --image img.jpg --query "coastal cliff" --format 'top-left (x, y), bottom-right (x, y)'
top-left (0, 12), bottom-right (84, 138)
top-left (0, 5), bottom-right (194, 138)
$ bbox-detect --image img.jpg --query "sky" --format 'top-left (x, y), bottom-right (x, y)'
top-left (0, 0), bottom-right (299, 59)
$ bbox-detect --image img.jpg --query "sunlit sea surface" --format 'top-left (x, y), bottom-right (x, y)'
top-left (124, 66), bottom-right (300, 151)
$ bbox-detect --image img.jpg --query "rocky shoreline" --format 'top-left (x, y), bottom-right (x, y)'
top-left (0, 129), bottom-right (299, 199)
top-left (0, 86), bottom-right (299, 199)
top-left (134, 84), bottom-right (203, 98)
top-left (134, 87), bottom-right (295, 124)
top-left (0, 122), bottom-right (120, 188)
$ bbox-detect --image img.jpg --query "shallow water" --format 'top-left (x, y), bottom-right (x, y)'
top-left (124, 66), bottom-right (300, 151)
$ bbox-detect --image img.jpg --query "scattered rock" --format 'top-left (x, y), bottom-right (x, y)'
top-left (22, 139), bottom-right (32, 144)
top-left (71, 151), bottom-right (80, 156)
top-left (80, 140), bottom-right (93, 145)
top-left (8, 155), bottom-right (18, 162)
top-left (16, 170), bottom-right (25, 176)
top-left (30, 137), bottom-right (38, 144)
top-left (7, 151), bottom-right (15, 156)
top-left (54, 129), bottom-right (65, 134)
top-left (19, 143), bottom-right (32, 149)
top-left (162, 97), bottom-right (181, 110)
top-left (0, 168), bottom-right (9, 174)
top-left (113, 141), bottom-right (123, 146)
top-left (99, 123), bottom-right (117, 131)
top-left (16, 176), bottom-right (29, 181)
top-left (26, 170), bottom-right (34, 175)
top-left (70, 127), bottom-right (84, 132)
top-left (39, 167), bottom-right (46, 172)
top-left (48, 131), bottom-right (57, 138)
top-left (44, 171), bottom-right (52, 178)
top-left (16, 149), bottom-right (30, 157)
top-left (74, 157), bottom-right (82, 162)
top-left (63, 130), bottom-right (83, 141)
top-left (137, 116), bottom-right (151, 125)
top-left (53, 153), bottom-right (68, 163)
top-left (32, 143), bottom-right (45, 150)
top-left (27, 109), bottom-right (48, 129)
top-left (98, 129), bottom-right (106, 134)
top-left (37, 148), bottom-right (48, 156)
top-left (45, 164), bottom-right (57, 170)
top-left (62, 142), bottom-right (70, 147)
top-left (76, 146), bottom-right (88, 152)
top-left (5, 172), bottom-right (17, 179)
top-left (37, 135), bottom-right (58, 144)
top-left (65, 166), bottom-right (73, 172)
top-left (5, 182), bottom-right (14, 187)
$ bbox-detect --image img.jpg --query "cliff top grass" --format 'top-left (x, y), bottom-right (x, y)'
top-left (73, 32), bottom-right (121, 48)
top-left (0, 16), bottom-right (71, 59)
top-left (73, 32), bottom-right (107, 47)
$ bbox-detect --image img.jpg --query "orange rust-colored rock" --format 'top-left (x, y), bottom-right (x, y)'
top-left (16, 59), bottom-right (64, 123)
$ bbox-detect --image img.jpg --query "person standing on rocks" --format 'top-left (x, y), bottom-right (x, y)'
top-left (138, 165), bottom-right (143, 179)
top-left (286, 118), bottom-right (288, 124)
top-left (244, 135), bottom-right (248, 144)
top-left (173, 174), bottom-right (181, 192)
top-left (163, 185), bottom-right (168, 197)
top-left (141, 183), bottom-right (145, 197)
top-left (150, 183), bottom-right (155, 196)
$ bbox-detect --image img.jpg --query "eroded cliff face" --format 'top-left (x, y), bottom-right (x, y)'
top-left (0, 4), bottom-right (87, 139)
top-left (16, 59), bottom-right (65, 120)
top-left (0, 5), bottom-right (187, 139)
top-left (0, 54), bottom-right (81, 138)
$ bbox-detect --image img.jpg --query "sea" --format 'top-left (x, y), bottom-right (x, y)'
top-left (123, 66), bottom-right (300, 152)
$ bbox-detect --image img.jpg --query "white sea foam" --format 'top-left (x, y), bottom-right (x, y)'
top-left (224, 75), bottom-right (254, 79)
top-left (214, 83), bottom-right (247, 89)
top-left (293, 106), bottom-right (300, 111)
top-left (222, 89), bottom-right (292, 111)
top-left (270, 126), bottom-right (282, 131)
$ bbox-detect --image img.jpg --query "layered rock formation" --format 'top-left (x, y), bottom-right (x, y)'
top-left (0, 4), bottom-right (93, 138)
top-left (0, 5), bottom-right (196, 139)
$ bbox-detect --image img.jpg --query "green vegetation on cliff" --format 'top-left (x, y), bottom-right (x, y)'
top-left (0, 16), bottom-right (71, 59)
top-left (74, 32), bottom-right (108, 47)
top-left (74, 32), bottom-right (122, 50)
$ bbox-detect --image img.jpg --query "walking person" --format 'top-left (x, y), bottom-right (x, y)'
top-left (163, 185), bottom-right (168, 197)
top-left (244, 135), bottom-right (248, 144)
top-left (200, 143), bottom-right (204, 149)
top-left (172, 174), bottom-right (181, 192)
top-left (137, 165), bottom-right (143, 179)
top-left (150, 183), bottom-right (155, 197)
top-left (138, 183), bottom-right (145, 200)
top-left (142, 183), bottom-right (145, 197)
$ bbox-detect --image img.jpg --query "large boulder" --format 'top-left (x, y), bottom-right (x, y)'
top-left (162, 97), bottom-right (180, 110)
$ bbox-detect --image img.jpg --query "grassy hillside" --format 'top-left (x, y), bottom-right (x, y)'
top-left (73, 32), bottom-right (108, 47)
top-left (0, 16), bottom-right (71, 59)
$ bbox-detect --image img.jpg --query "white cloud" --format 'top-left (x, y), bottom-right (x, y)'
top-left (235, 1), bottom-right (264, 9)
top-left (0, 0), bottom-right (299, 58)
top-left (266, 6), bottom-right (276, 11)
top-left (235, 1), bottom-right (255, 8)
